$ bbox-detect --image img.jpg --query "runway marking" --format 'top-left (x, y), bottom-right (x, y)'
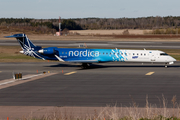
top-left (0, 73), bottom-right (58, 90)
top-left (0, 80), bottom-right (15, 86)
top-left (0, 74), bottom-right (44, 86)
top-left (146, 72), bottom-right (154, 75)
top-left (64, 71), bottom-right (77, 75)
top-left (21, 74), bottom-right (43, 80)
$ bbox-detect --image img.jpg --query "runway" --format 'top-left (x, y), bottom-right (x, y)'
top-left (0, 62), bottom-right (180, 107)
top-left (1, 40), bottom-right (180, 49)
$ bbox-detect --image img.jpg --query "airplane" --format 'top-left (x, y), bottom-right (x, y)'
top-left (5, 33), bottom-right (176, 68)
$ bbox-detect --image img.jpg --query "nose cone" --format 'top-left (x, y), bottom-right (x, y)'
top-left (167, 56), bottom-right (176, 65)
top-left (169, 56), bottom-right (176, 63)
top-left (171, 57), bottom-right (176, 62)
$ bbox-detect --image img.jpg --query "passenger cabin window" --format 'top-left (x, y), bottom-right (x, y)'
top-left (160, 53), bottom-right (169, 56)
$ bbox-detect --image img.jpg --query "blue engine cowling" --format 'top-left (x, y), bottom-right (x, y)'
top-left (38, 47), bottom-right (57, 55)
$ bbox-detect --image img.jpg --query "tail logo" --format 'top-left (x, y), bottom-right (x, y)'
top-left (17, 35), bottom-right (35, 57)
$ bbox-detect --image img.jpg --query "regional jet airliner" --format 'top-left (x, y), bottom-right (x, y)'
top-left (5, 34), bottom-right (176, 68)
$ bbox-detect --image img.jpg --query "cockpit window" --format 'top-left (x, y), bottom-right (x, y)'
top-left (160, 53), bottom-right (169, 56)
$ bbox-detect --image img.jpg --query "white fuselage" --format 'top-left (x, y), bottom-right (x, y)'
top-left (115, 49), bottom-right (176, 63)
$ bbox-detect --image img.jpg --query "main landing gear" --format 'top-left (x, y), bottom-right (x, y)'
top-left (81, 63), bottom-right (89, 69)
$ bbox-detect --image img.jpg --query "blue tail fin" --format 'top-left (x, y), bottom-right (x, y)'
top-left (5, 33), bottom-right (37, 50)
top-left (5, 33), bottom-right (58, 61)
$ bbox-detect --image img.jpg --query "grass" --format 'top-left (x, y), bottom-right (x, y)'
top-left (170, 55), bottom-right (180, 60)
top-left (15, 95), bottom-right (180, 120)
top-left (0, 55), bottom-right (44, 62)
top-left (15, 116), bottom-right (180, 120)
top-left (69, 29), bottom-right (152, 35)
top-left (0, 46), bottom-right (44, 62)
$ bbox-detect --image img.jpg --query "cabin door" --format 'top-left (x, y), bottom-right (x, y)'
top-left (150, 52), bottom-right (156, 62)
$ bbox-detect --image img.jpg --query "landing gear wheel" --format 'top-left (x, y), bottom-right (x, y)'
top-left (165, 63), bottom-right (168, 68)
top-left (81, 63), bottom-right (89, 69)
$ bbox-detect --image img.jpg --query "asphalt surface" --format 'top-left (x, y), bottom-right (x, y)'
top-left (0, 62), bottom-right (180, 107)
top-left (1, 40), bottom-right (180, 49)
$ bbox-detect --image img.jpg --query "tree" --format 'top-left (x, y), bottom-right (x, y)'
top-left (61, 19), bottom-right (82, 30)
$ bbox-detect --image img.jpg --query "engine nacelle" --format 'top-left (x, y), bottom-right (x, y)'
top-left (38, 47), bottom-right (56, 55)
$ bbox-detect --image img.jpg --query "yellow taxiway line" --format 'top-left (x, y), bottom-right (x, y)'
top-left (64, 71), bottom-right (77, 75)
top-left (146, 72), bottom-right (154, 75)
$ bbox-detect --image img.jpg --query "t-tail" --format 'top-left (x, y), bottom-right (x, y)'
top-left (5, 33), bottom-right (43, 58)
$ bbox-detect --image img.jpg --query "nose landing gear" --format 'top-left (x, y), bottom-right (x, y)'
top-left (165, 62), bottom-right (174, 68)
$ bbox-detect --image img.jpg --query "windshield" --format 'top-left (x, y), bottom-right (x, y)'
top-left (160, 53), bottom-right (169, 56)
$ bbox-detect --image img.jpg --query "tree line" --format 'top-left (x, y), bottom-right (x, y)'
top-left (1, 16), bottom-right (180, 31)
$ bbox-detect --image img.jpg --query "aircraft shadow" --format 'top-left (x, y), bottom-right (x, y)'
top-left (46, 64), bottom-right (79, 68)
top-left (45, 63), bottom-right (180, 70)
top-left (79, 64), bottom-right (180, 70)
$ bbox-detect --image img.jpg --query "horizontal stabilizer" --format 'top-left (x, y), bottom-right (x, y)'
top-left (5, 33), bottom-right (37, 50)
top-left (5, 34), bottom-right (25, 38)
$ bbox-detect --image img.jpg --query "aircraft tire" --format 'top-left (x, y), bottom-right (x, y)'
top-left (81, 63), bottom-right (88, 69)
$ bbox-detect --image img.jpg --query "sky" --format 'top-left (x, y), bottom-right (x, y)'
top-left (0, 0), bottom-right (180, 19)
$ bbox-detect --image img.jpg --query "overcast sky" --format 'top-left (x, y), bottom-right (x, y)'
top-left (0, 0), bottom-right (180, 19)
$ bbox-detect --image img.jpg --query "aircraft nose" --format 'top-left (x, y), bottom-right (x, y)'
top-left (171, 57), bottom-right (176, 62)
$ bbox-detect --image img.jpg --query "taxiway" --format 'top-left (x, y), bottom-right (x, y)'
top-left (1, 40), bottom-right (180, 49)
top-left (0, 62), bottom-right (179, 107)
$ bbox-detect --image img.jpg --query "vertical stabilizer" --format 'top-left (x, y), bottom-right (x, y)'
top-left (5, 33), bottom-right (36, 50)
top-left (5, 33), bottom-right (42, 57)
